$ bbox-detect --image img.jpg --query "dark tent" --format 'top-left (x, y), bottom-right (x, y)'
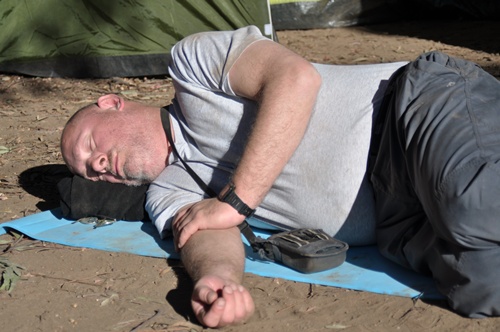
top-left (0, 0), bottom-right (273, 78)
top-left (1, 0), bottom-right (497, 78)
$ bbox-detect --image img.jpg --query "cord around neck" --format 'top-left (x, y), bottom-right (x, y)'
top-left (160, 107), bottom-right (217, 198)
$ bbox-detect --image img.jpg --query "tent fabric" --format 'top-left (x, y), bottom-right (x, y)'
top-left (2, 0), bottom-right (497, 78)
top-left (0, 0), bottom-right (272, 78)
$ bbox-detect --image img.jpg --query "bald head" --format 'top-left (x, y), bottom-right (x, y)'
top-left (60, 94), bottom-right (170, 186)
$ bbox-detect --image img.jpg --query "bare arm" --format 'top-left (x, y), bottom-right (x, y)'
top-left (227, 39), bottom-right (322, 207)
top-left (180, 226), bottom-right (254, 327)
top-left (174, 40), bottom-right (322, 248)
top-left (172, 38), bottom-right (319, 328)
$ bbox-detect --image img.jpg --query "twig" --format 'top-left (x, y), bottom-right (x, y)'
top-left (0, 80), bottom-right (21, 93)
top-left (276, 303), bottom-right (295, 313)
top-left (26, 272), bottom-right (110, 286)
top-left (2, 234), bottom-right (25, 254)
top-left (129, 309), bottom-right (163, 332)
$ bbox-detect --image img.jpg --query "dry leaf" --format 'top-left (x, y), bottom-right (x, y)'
top-left (0, 146), bottom-right (10, 155)
top-left (0, 257), bottom-right (25, 292)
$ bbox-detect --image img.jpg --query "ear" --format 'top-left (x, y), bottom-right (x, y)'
top-left (97, 94), bottom-right (124, 111)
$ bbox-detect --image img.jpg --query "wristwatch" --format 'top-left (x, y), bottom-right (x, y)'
top-left (218, 182), bottom-right (256, 217)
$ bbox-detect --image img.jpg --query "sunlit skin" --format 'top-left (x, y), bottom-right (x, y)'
top-left (60, 94), bottom-right (169, 186)
top-left (60, 37), bottom-right (322, 328)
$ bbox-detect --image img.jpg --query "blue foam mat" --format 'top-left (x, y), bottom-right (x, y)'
top-left (0, 209), bottom-right (442, 299)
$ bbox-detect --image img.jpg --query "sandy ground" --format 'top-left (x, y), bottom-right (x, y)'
top-left (1, 19), bottom-right (500, 332)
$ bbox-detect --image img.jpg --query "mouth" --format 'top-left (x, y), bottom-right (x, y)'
top-left (105, 153), bottom-right (120, 179)
top-left (113, 155), bottom-right (121, 178)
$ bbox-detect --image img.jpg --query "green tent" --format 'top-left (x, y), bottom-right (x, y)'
top-left (0, 0), bottom-right (272, 78)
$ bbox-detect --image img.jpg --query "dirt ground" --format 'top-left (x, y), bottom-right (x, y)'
top-left (1, 19), bottom-right (500, 332)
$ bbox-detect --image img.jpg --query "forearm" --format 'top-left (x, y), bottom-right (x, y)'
top-left (232, 75), bottom-right (319, 207)
top-left (180, 226), bottom-right (245, 284)
top-left (180, 226), bottom-right (254, 327)
top-left (227, 40), bottom-right (322, 208)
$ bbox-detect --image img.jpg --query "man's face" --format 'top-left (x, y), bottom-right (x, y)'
top-left (60, 96), bottom-right (168, 186)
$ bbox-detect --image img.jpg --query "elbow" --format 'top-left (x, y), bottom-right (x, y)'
top-left (307, 64), bottom-right (322, 93)
top-left (290, 61), bottom-right (322, 96)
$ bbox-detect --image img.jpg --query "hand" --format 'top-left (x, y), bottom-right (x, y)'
top-left (173, 198), bottom-right (245, 250)
top-left (191, 275), bottom-right (255, 328)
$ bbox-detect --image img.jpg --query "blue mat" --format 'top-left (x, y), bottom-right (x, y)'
top-left (0, 209), bottom-right (442, 299)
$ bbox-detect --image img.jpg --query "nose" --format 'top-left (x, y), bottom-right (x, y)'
top-left (90, 153), bottom-right (109, 175)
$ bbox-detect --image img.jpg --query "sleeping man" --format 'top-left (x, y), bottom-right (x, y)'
top-left (61, 26), bottom-right (500, 327)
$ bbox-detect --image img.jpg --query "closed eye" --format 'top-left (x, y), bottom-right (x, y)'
top-left (88, 136), bottom-right (95, 153)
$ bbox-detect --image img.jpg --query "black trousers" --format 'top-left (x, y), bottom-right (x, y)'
top-left (371, 51), bottom-right (500, 318)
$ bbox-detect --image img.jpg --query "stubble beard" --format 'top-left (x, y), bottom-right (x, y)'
top-left (118, 124), bottom-right (164, 186)
top-left (119, 148), bottom-right (159, 187)
top-left (121, 160), bottom-right (156, 186)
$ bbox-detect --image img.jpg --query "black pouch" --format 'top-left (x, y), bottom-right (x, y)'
top-left (240, 223), bottom-right (348, 273)
top-left (162, 108), bottom-right (348, 273)
top-left (265, 228), bottom-right (349, 273)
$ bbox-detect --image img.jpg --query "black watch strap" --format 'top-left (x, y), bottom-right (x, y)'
top-left (218, 183), bottom-right (255, 217)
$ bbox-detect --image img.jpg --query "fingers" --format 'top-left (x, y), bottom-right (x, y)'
top-left (173, 199), bottom-right (245, 250)
top-left (221, 284), bottom-right (255, 324)
top-left (192, 284), bottom-right (255, 328)
top-left (178, 220), bottom-right (200, 249)
top-left (195, 295), bottom-right (226, 328)
top-left (194, 283), bottom-right (220, 306)
top-left (192, 284), bottom-right (225, 328)
top-left (238, 284), bottom-right (256, 318)
top-left (173, 208), bottom-right (203, 250)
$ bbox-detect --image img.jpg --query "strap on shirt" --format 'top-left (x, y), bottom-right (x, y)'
top-left (159, 107), bottom-right (258, 244)
top-left (160, 107), bottom-right (217, 197)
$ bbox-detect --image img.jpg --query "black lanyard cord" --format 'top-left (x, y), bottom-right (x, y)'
top-left (159, 108), bottom-right (259, 245)
top-left (160, 108), bottom-right (217, 198)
